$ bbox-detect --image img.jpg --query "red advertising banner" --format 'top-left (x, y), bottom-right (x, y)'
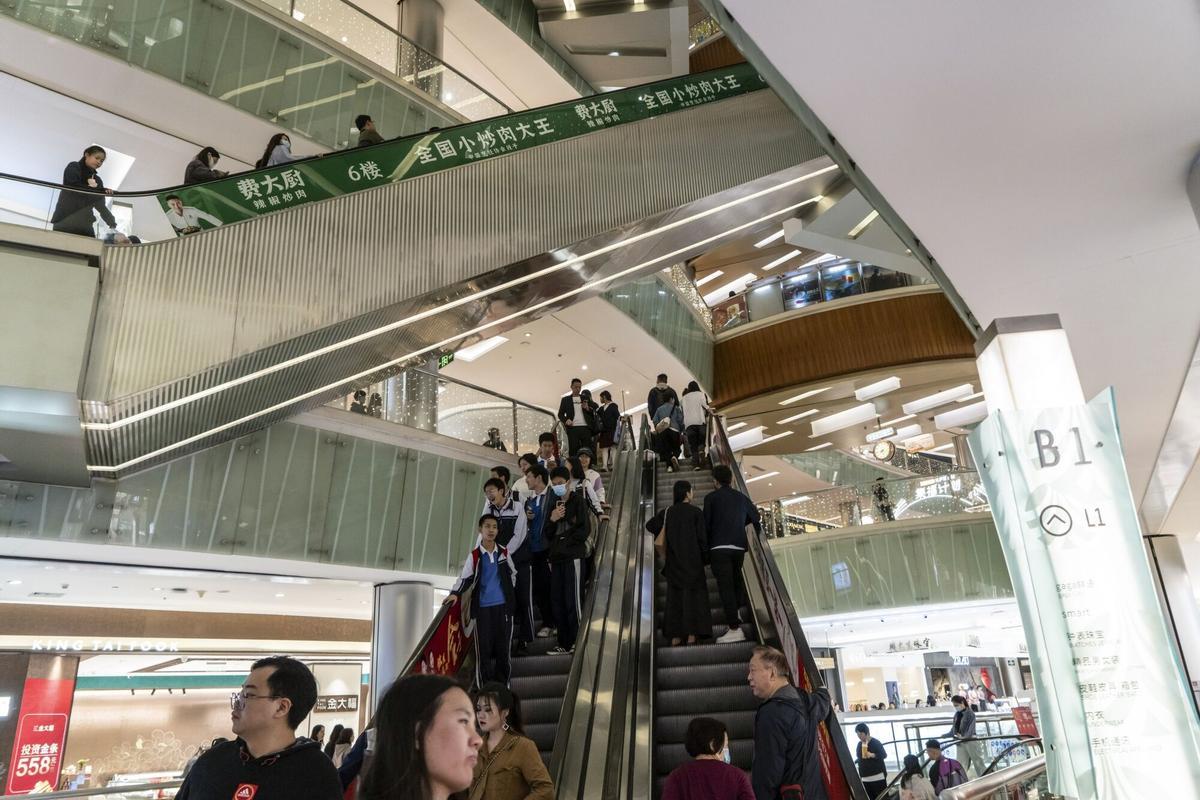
top-left (6, 678), bottom-right (75, 794)
top-left (1012, 706), bottom-right (1040, 739)
top-left (407, 593), bottom-right (474, 679)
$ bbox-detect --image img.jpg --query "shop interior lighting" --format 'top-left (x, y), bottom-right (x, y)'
top-left (762, 250), bottom-right (803, 271)
top-left (865, 427), bottom-right (895, 443)
top-left (882, 413), bottom-right (916, 427)
top-left (934, 401), bottom-right (988, 431)
top-left (703, 273), bottom-right (758, 305)
top-left (847, 210), bottom-right (879, 239)
top-left (753, 229), bottom-right (786, 248)
top-left (454, 335), bottom-right (508, 362)
top-left (744, 471), bottom-right (780, 484)
top-left (799, 253), bottom-right (837, 269)
top-left (779, 387), bottom-right (831, 406)
top-left (901, 384), bottom-right (975, 415)
top-left (854, 376), bottom-right (901, 401)
top-left (805, 442), bottom-right (833, 451)
top-left (778, 408), bottom-right (820, 425)
top-left (564, 0), bottom-right (576, 10)
top-left (810, 403), bottom-right (878, 438)
top-left (694, 270), bottom-right (724, 287)
top-left (83, 168), bottom-right (838, 471)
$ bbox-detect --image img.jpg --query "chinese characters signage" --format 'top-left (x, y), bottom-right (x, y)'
top-left (158, 65), bottom-right (767, 233)
top-left (407, 588), bottom-right (474, 682)
top-left (969, 389), bottom-right (1200, 799)
top-left (314, 695), bottom-right (358, 713)
top-left (6, 676), bottom-right (75, 795)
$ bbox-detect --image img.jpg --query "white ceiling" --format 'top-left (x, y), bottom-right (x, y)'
top-left (720, 0), bottom-right (1200, 539)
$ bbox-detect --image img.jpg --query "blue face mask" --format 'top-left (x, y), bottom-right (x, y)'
top-left (552, 484), bottom-right (567, 497)
top-left (722, 747), bottom-right (731, 764)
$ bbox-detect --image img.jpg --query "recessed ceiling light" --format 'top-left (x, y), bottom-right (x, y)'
top-left (902, 384), bottom-right (974, 415)
top-left (727, 422), bottom-right (747, 431)
top-left (523, 332), bottom-right (532, 338)
top-left (781, 495), bottom-right (812, 505)
top-left (882, 414), bottom-right (916, 426)
top-left (7, 579), bottom-right (21, 585)
top-left (745, 471), bottom-right (780, 483)
top-left (757, 431), bottom-right (794, 446)
top-left (779, 387), bottom-right (831, 406)
top-left (152, 586), bottom-right (163, 591)
top-left (455, 335), bottom-right (508, 362)
top-left (957, 391), bottom-right (985, 403)
top-left (805, 442), bottom-right (833, 451)
top-left (847, 210), bottom-right (879, 239)
top-left (762, 250), bottom-right (803, 271)
top-left (275, 593), bottom-right (285, 598)
top-left (564, 0), bottom-right (576, 10)
top-left (779, 409), bottom-right (820, 424)
top-left (754, 229), bottom-right (786, 248)
top-left (694, 270), bottom-right (725, 288)
top-left (854, 376), bottom-right (901, 401)
top-left (581, 364), bottom-right (588, 371)
top-left (608, 51), bottom-right (620, 56)
top-left (810, 404), bottom-right (878, 437)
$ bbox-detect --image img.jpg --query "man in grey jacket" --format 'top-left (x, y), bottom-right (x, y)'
top-left (947, 694), bottom-right (985, 776)
top-left (747, 645), bottom-right (831, 800)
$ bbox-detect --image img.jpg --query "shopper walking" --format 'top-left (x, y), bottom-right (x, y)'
top-left (50, 145), bottom-right (119, 238)
top-left (183, 146), bottom-right (228, 184)
top-left (311, 725), bottom-right (326, 749)
top-left (647, 480), bottom-right (711, 646)
top-left (256, 133), bottom-right (294, 169)
top-left (661, 717), bottom-right (754, 800)
top-left (703, 465), bottom-right (760, 644)
top-left (946, 694), bottom-right (984, 776)
top-left (853, 723), bottom-right (888, 800)
top-left (898, 755), bottom-right (936, 800)
top-left (924, 740), bottom-right (968, 795)
top-left (746, 646), bottom-right (831, 800)
top-left (324, 723), bottom-right (344, 758)
top-left (557, 378), bottom-right (597, 457)
top-left (446, 515), bottom-right (516, 685)
top-left (680, 382), bottom-right (711, 468)
top-left (647, 374), bottom-right (679, 419)
top-left (652, 394), bottom-right (685, 472)
top-left (596, 391), bottom-right (621, 470)
top-left (470, 683), bottom-right (553, 800)
top-left (176, 656), bottom-right (341, 800)
top-left (545, 466), bottom-right (590, 654)
top-left (331, 727), bottom-right (354, 767)
top-left (362, 674), bottom-right (482, 800)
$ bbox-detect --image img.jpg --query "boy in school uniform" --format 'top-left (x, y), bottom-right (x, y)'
top-left (445, 514), bottom-right (516, 685)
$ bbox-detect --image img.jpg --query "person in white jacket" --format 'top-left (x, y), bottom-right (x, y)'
top-left (680, 381), bottom-right (711, 469)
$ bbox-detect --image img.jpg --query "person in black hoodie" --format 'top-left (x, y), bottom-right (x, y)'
top-left (703, 464), bottom-right (761, 644)
top-left (50, 145), bottom-right (118, 238)
top-left (747, 646), bottom-right (831, 800)
top-left (545, 465), bottom-right (591, 655)
top-left (183, 146), bottom-right (228, 184)
top-left (177, 655), bottom-right (341, 800)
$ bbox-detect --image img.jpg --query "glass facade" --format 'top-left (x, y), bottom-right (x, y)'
top-left (604, 274), bottom-right (714, 390)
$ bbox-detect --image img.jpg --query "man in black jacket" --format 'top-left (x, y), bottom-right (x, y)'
top-left (646, 373), bottom-right (679, 419)
top-left (545, 466), bottom-right (591, 654)
top-left (557, 378), bottom-right (597, 457)
top-left (748, 646), bottom-right (831, 800)
top-left (177, 656), bottom-right (341, 800)
top-left (704, 464), bottom-right (761, 644)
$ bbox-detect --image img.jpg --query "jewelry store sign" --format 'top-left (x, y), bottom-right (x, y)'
top-left (969, 389), bottom-right (1200, 799)
top-left (31, 639), bottom-right (179, 653)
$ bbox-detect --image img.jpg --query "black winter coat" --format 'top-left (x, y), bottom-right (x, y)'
top-left (183, 158), bottom-right (227, 185)
top-left (50, 159), bottom-right (116, 236)
top-left (646, 502), bottom-right (707, 589)
top-left (546, 487), bottom-right (591, 561)
top-left (752, 684), bottom-right (832, 800)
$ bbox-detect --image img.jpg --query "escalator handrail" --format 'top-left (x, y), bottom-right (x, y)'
top-left (866, 735), bottom-right (1043, 800)
top-left (705, 413), bottom-right (869, 800)
top-left (939, 754), bottom-right (1046, 800)
top-left (0, 63), bottom-right (767, 199)
top-left (629, 413), bottom-right (658, 800)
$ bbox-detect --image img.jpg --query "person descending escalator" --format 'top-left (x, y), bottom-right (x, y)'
top-left (256, 133), bottom-right (294, 169)
top-left (183, 146), bottom-right (229, 184)
top-left (647, 480), bottom-right (711, 647)
top-left (545, 466), bottom-right (590, 655)
top-left (50, 145), bottom-right (122, 239)
top-left (470, 683), bottom-right (554, 800)
top-left (746, 646), bottom-right (831, 800)
top-left (355, 115), bottom-right (384, 148)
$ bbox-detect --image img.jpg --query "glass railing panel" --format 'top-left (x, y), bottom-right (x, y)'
top-left (516, 404), bottom-right (555, 455)
top-left (293, 0), bottom-right (397, 73)
top-left (604, 274), bottom-right (714, 389)
top-left (780, 471), bottom-right (989, 529)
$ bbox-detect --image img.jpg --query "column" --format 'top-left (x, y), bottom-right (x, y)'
top-left (968, 315), bottom-right (1200, 799)
top-left (398, 0), bottom-right (445, 104)
top-left (370, 580), bottom-right (436, 712)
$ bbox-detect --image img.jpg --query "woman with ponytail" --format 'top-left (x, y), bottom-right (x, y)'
top-left (468, 683), bottom-right (553, 800)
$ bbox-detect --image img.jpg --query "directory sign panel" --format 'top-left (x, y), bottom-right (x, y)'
top-left (969, 389), bottom-right (1200, 799)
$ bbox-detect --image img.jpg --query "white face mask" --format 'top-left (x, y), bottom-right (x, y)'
top-left (721, 746), bottom-right (731, 764)
top-left (657, 383), bottom-right (668, 390)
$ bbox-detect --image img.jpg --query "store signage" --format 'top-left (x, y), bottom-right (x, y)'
top-left (409, 590), bottom-right (473, 679)
top-left (1012, 706), bottom-right (1039, 739)
top-left (886, 638), bottom-right (931, 653)
top-left (951, 656), bottom-right (971, 666)
top-left (314, 695), bottom-right (359, 713)
top-left (970, 389), bottom-right (1200, 799)
top-left (6, 677), bottom-right (75, 795)
top-left (31, 639), bottom-right (179, 653)
top-left (157, 64), bottom-right (767, 232)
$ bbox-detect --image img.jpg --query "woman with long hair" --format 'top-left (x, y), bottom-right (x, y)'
top-left (679, 381), bottom-right (711, 469)
top-left (362, 674), bottom-right (481, 800)
top-left (469, 683), bottom-right (552, 800)
top-left (184, 146), bottom-right (228, 184)
top-left (331, 726), bottom-right (355, 767)
top-left (256, 133), bottom-right (294, 169)
top-left (324, 723), bottom-right (344, 758)
top-left (898, 754), bottom-right (936, 800)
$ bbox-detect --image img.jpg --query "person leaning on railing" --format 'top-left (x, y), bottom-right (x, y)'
top-left (50, 145), bottom-right (120, 239)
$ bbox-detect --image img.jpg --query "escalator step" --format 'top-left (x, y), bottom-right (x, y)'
top-left (655, 685), bottom-right (758, 716)
top-left (510, 672), bottom-right (568, 699)
top-left (654, 624), bottom-right (754, 647)
top-left (656, 640), bottom-right (758, 667)
top-left (510, 652), bottom-right (573, 677)
top-left (654, 662), bottom-right (751, 690)
top-left (522, 695), bottom-right (568, 721)
top-left (655, 605), bottom-right (735, 625)
top-left (654, 710), bottom-right (757, 742)
top-left (654, 739), bottom-right (755, 776)
top-left (524, 722), bottom-right (558, 752)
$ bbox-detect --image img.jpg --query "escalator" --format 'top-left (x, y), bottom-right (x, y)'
top-left (634, 417), bottom-right (869, 800)
top-left (1, 62), bottom-right (839, 479)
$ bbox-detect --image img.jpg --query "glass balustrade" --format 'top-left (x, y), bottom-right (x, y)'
top-left (776, 471), bottom-right (989, 530)
top-left (709, 259), bottom-right (935, 334)
top-left (0, 0), bottom-right (508, 155)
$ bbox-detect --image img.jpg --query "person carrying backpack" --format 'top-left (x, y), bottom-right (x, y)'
top-left (924, 740), bottom-right (968, 795)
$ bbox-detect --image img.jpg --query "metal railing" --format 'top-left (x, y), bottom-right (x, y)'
top-left (870, 736), bottom-right (1045, 800)
top-left (709, 259), bottom-right (934, 335)
top-left (940, 754), bottom-right (1047, 800)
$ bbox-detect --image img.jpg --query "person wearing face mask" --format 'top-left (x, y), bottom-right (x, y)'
top-left (544, 466), bottom-right (590, 655)
top-left (362, 674), bottom-right (482, 800)
top-left (469, 683), bottom-right (553, 800)
top-left (51, 145), bottom-right (119, 238)
top-left (662, 717), bottom-right (753, 800)
top-left (184, 146), bottom-right (229, 184)
top-left (945, 694), bottom-right (984, 776)
top-left (256, 133), bottom-right (295, 169)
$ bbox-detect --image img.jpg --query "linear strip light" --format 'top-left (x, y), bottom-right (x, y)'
top-left (881, 413), bottom-right (916, 427)
top-left (745, 471), bottom-right (780, 484)
top-left (799, 253), bottom-right (836, 269)
top-left (694, 270), bottom-right (724, 287)
top-left (810, 404), bottom-right (877, 438)
top-left (925, 443), bottom-right (955, 453)
top-left (778, 408), bottom-right (819, 425)
top-left (762, 250), bottom-right (803, 271)
top-left (805, 442), bottom-right (832, 451)
top-left (82, 165), bottom-right (837, 435)
top-left (854, 376), bottom-right (901, 402)
top-left (780, 495), bottom-right (812, 505)
top-left (901, 384), bottom-right (975, 415)
top-left (561, 378), bottom-right (611, 397)
top-left (726, 422), bottom-right (747, 431)
top-left (779, 387), bottom-right (831, 406)
top-left (956, 391), bottom-right (985, 403)
top-left (890, 423), bottom-right (922, 441)
top-left (865, 427), bottom-right (894, 443)
top-left (703, 273), bottom-right (757, 305)
top-left (753, 229), bottom-right (785, 248)
top-left (625, 402), bottom-right (648, 415)
top-left (87, 193), bottom-right (837, 470)
top-left (934, 401), bottom-right (988, 431)
top-left (847, 210), bottom-right (879, 239)
top-left (454, 335), bottom-right (507, 361)
top-left (757, 431), bottom-right (794, 446)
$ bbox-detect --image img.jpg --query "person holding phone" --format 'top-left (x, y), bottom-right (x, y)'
top-left (544, 466), bottom-right (589, 655)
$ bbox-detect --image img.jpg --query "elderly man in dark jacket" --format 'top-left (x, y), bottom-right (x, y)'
top-left (747, 646), bottom-right (831, 800)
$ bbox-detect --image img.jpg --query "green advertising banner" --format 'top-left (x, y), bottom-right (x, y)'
top-left (158, 64), bottom-right (768, 235)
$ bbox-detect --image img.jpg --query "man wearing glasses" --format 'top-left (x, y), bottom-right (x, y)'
top-left (176, 656), bottom-right (342, 799)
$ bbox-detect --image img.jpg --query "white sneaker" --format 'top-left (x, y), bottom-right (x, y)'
top-left (717, 627), bottom-right (747, 644)
top-left (536, 627), bottom-right (553, 638)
